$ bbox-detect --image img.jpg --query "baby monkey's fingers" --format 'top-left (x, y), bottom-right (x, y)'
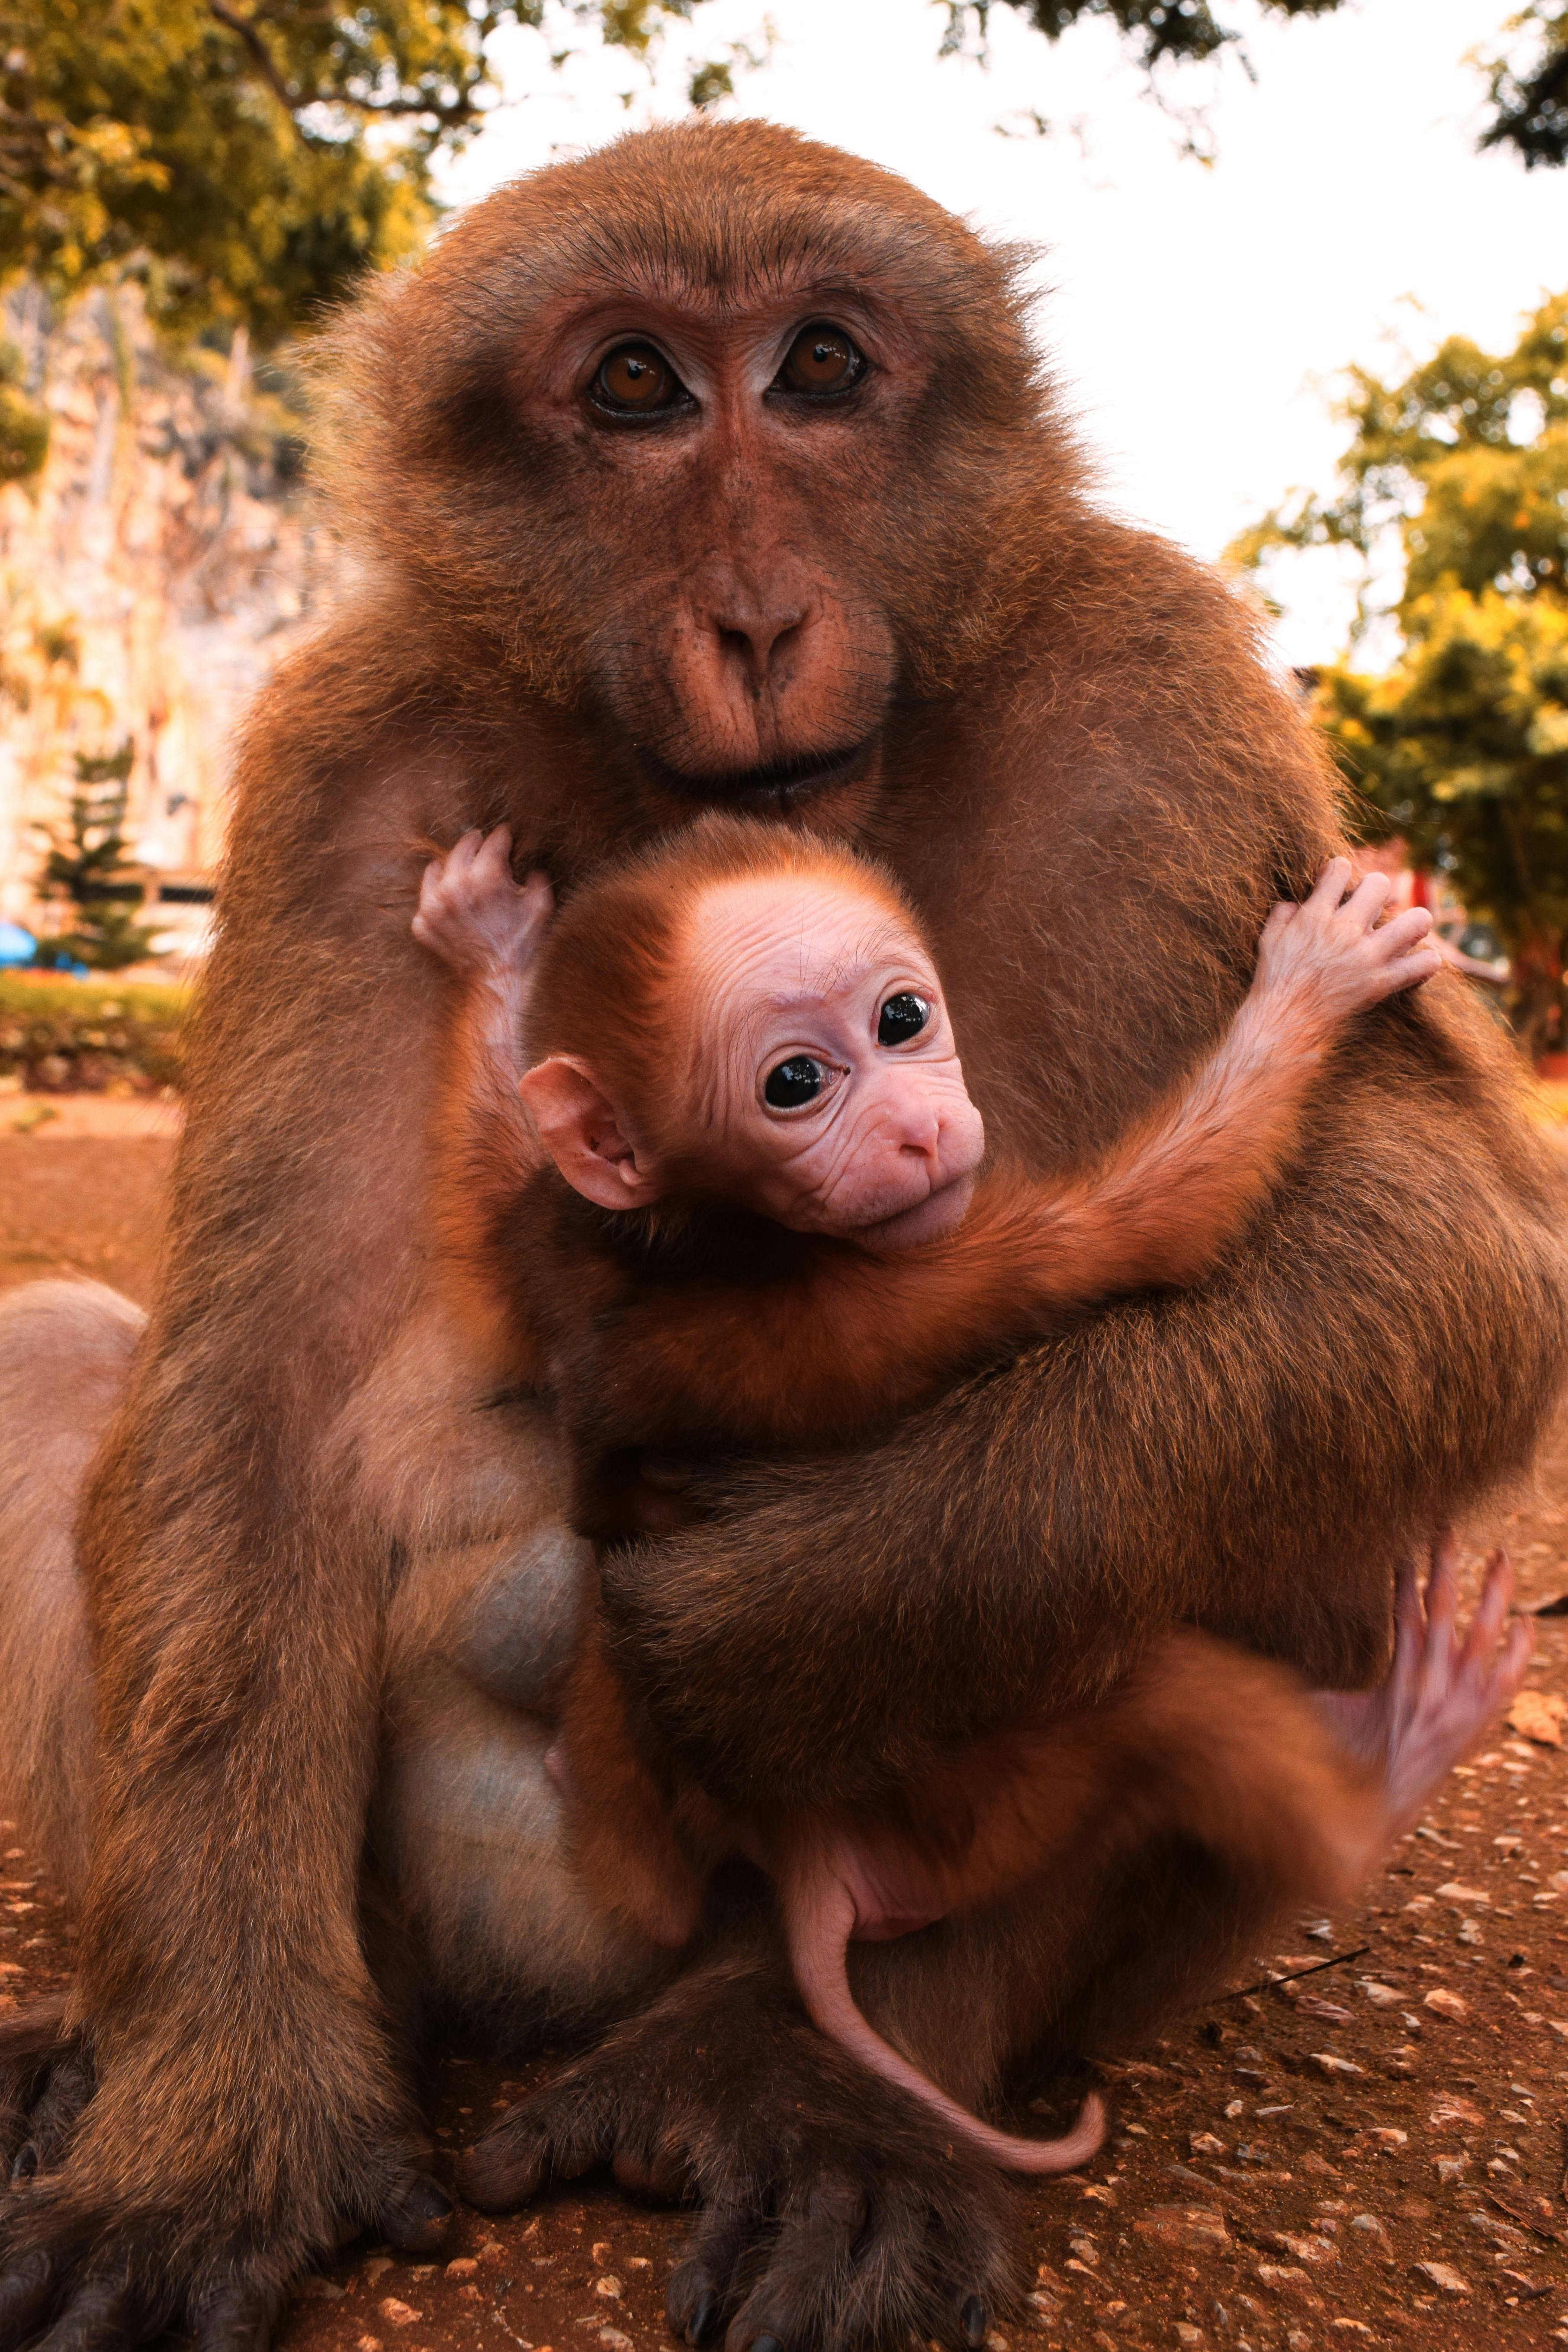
top-left (1337, 868), bottom-right (1394, 931)
top-left (413, 827), bottom-right (553, 974)
top-left (470, 824), bottom-right (515, 880)
top-left (1303, 854), bottom-right (1355, 911)
top-left (1371, 905), bottom-right (1434, 956)
top-left (1361, 904), bottom-right (1442, 1001)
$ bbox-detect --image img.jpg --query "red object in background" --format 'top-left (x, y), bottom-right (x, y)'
top-left (1536, 1053), bottom-right (1568, 1080)
top-left (1409, 870), bottom-right (1430, 909)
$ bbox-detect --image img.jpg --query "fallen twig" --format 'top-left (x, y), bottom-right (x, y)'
top-left (1216, 1946), bottom-right (1371, 2004)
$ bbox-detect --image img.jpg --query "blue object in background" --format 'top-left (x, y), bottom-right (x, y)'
top-left (0, 923), bottom-right (36, 967)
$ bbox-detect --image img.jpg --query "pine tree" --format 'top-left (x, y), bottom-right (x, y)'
top-left (34, 741), bottom-right (156, 970)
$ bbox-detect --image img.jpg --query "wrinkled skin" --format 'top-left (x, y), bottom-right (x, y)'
top-left (0, 118), bottom-right (1563, 2352)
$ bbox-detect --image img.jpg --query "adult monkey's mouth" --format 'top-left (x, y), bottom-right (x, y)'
top-left (639, 735), bottom-right (880, 813)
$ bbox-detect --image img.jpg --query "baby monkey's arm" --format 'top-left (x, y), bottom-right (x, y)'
top-left (1018, 854), bottom-right (1442, 1296)
top-left (413, 827), bottom-right (554, 1307)
top-left (575, 859), bottom-right (1440, 1455)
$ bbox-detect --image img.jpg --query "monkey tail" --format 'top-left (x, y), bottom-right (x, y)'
top-left (783, 1867), bottom-right (1106, 2176)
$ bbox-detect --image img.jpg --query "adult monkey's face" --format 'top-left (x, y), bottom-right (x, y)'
top-left (325, 121), bottom-right (1072, 816)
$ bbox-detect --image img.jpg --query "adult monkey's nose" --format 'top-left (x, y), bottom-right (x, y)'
top-left (697, 559), bottom-right (818, 695)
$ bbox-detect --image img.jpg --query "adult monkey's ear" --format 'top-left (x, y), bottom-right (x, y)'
top-left (521, 1055), bottom-right (663, 1210)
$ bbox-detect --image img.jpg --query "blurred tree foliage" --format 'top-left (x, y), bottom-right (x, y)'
top-left (1479, 2), bottom-right (1568, 167)
top-left (1231, 294), bottom-right (1568, 1053)
top-left (972, 1), bottom-right (1343, 71)
top-left (0, 337), bottom-right (47, 481)
top-left (11, 2), bottom-right (1568, 356)
top-left (0, 0), bottom-right (708, 344)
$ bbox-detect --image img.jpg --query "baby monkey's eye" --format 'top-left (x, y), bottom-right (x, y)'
top-left (877, 993), bottom-right (930, 1046)
top-left (764, 1055), bottom-right (829, 1110)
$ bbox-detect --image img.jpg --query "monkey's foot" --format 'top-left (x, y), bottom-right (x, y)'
top-left (0, 2006), bottom-right (454, 2352)
top-left (459, 1943), bottom-right (1020, 2352)
top-left (1314, 1531), bottom-right (1532, 1847)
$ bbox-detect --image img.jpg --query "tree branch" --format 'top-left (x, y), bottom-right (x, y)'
top-left (206, 0), bottom-right (300, 111)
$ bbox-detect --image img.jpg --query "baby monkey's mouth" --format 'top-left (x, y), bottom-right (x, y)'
top-left (641, 735), bottom-right (880, 812)
top-left (854, 1172), bottom-right (977, 1256)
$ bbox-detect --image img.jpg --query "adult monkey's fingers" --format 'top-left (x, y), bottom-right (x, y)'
top-left (720, 2175), bottom-right (868, 2352)
top-left (12, 2049), bottom-right (94, 2180)
top-left (611, 2130), bottom-right (691, 2202)
top-left (665, 2204), bottom-right (752, 2349)
top-left (459, 2072), bottom-right (609, 2212)
top-left (374, 2170), bottom-right (455, 2256)
top-left (29, 2272), bottom-right (147, 2352)
top-left (189, 2281), bottom-right (275, 2352)
top-left (0, 2251), bottom-right (56, 2351)
top-left (959, 2295), bottom-right (991, 2350)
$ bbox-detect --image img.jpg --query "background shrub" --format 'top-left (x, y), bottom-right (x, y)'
top-left (0, 972), bottom-right (186, 1092)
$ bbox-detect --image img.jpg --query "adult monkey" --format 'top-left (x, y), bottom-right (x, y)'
top-left (0, 116), bottom-right (1563, 2352)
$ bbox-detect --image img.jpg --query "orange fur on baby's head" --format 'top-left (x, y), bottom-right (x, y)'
top-left (525, 813), bottom-right (919, 1134)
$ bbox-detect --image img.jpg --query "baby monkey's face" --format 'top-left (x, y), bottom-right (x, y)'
top-left (685, 878), bottom-right (986, 1249)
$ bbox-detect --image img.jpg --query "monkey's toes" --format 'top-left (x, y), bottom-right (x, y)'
top-left (373, 2171), bottom-right (454, 2255)
top-left (457, 2082), bottom-right (605, 2213)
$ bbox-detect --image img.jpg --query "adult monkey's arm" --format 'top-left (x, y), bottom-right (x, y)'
top-left (0, 623), bottom-right (486, 2329)
top-left (598, 968), bottom-right (1568, 1816)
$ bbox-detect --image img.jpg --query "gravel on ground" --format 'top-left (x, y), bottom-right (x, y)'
top-left (3, 1134), bottom-right (1566, 2352)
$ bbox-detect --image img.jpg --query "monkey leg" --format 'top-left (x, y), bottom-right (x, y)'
top-left (0, 1280), bottom-right (143, 1903)
top-left (337, 1303), bottom-right (673, 2028)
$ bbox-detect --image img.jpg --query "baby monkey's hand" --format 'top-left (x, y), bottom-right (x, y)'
top-left (1254, 855), bottom-right (1442, 1036)
top-left (413, 826), bottom-right (553, 979)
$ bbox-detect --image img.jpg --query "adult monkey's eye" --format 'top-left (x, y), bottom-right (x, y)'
top-left (593, 343), bottom-right (681, 413)
top-left (779, 323), bottom-right (864, 396)
top-left (764, 1055), bottom-right (829, 1109)
top-left (877, 993), bottom-right (930, 1046)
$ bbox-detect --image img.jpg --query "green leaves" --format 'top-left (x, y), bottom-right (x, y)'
top-left (1234, 292), bottom-right (1568, 1049)
top-left (0, 0), bottom-right (711, 342)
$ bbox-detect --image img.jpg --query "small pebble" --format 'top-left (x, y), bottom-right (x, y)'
top-left (1423, 1988), bottom-right (1469, 2021)
top-left (1414, 2259), bottom-right (1470, 2295)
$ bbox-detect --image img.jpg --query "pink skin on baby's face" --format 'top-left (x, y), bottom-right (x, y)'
top-left (677, 877), bottom-right (986, 1250)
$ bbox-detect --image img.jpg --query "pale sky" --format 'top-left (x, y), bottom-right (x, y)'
top-left (437, 0), bottom-right (1568, 667)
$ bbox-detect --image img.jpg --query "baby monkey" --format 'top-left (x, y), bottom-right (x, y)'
top-left (414, 816), bottom-right (1508, 2173)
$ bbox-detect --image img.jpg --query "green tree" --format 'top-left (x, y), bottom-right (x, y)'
top-left (1231, 293), bottom-right (1568, 1053)
top-left (0, 338), bottom-right (47, 482)
top-left (0, 0), bottom-right (706, 344)
top-left (34, 741), bottom-right (157, 970)
top-left (976, 1), bottom-right (1568, 163)
top-left (12, 3), bottom-right (1568, 354)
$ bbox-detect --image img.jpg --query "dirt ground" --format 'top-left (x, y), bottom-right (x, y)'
top-left (3, 1129), bottom-right (1568, 2352)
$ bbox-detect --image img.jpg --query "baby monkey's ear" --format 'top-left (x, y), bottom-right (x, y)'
top-left (521, 1055), bottom-right (664, 1211)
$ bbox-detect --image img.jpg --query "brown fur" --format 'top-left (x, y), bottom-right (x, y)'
top-left (480, 817), bottom-right (1358, 1505)
top-left (0, 115), bottom-right (1560, 2342)
top-left (424, 816), bottom-right (1388, 2029)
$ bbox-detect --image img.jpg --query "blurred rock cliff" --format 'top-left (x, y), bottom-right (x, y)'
top-left (0, 284), bottom-right (339, 961)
